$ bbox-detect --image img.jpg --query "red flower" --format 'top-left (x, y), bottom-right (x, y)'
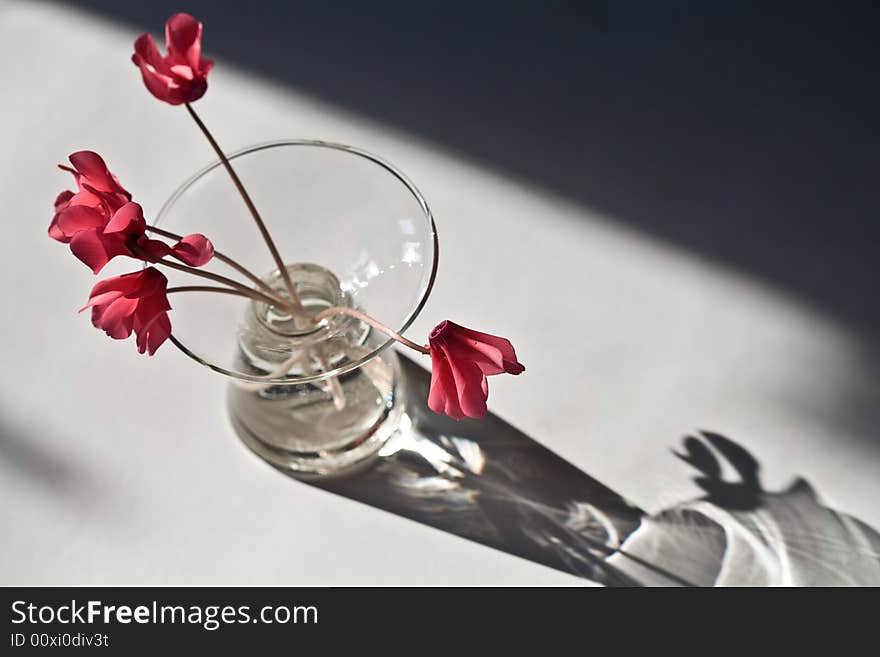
top-left (427, 320), bottom-right (525, 420)
top-left (132, 13), bottom-right (214, 105)
top-left (49, 151), bottom-right (131, 242)
top-left (135, 233), bottom-right (215, 268)
top-left (82, 268), bottom-right (173, 355)
top-left (50, 151), bottom-right (214, 273)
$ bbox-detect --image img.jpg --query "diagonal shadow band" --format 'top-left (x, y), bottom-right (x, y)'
top-left (278, 356), bottom-right (880, 586)
top-left (299, 355), bottom-right (680, 586)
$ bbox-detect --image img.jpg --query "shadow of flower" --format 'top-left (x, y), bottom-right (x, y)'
top-left (612, 431), bottom-right (880, 585)
top-left (302, 356), bottom-right (880, 586)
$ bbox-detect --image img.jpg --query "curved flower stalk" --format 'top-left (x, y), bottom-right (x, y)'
top-left (131, 13), bottom-right (304, 317)
top-left (47, 12), bottom-right (525, 420)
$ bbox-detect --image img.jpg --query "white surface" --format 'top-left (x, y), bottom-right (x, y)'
top-left (1, 0), bottom-right (878, 585)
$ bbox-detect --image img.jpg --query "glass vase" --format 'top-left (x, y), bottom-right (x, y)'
top-left (154, 141), bottom-right (437, 476)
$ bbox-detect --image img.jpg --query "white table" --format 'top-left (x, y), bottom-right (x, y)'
top-left (1, 1), bottom-right (878, 585)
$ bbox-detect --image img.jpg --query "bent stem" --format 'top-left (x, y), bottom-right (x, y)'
top-left (184, 103), bottom-right (305, 316)
top-left (146, 224), bottom-right (277, 298)
top-left (166, 285), bottom-right (283, 308)
top-left (313, 306), bottom-right (429, 355)
top-left (131, 243), bottom-right (294, 311)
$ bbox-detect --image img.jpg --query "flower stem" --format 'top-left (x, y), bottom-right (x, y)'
top-left (185, 103), bottom-right (305, 315)
top-left (167, 285), bottom-right (280, 307)
top-left (313, 306), bottom-right (430, 355)
top-left (145, 224), bottom-right (277, 298)
top-left (131, 243), bottom-right (294, 311)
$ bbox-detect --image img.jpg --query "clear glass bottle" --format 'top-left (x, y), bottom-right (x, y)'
top-left (228, 263), bottom-right (405, 474)
top-left (155, 141), bottom-right (437, 475)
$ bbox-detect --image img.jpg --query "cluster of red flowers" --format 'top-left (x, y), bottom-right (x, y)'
top-left (49, 12), bottom-right (523, 419)
top-left (49, 150), bottom-right (214, 354)
top-left (49, 14), bottom-right (221, 355)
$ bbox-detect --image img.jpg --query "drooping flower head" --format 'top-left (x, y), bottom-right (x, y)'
top-left (132, 13), bottom-right (214, 105)
top-left (49, 151), bottom-right (214, 273)
top-left (427, 320), bottom-right (525, 420)
top-left (82, 267), bottom-right (173, 355)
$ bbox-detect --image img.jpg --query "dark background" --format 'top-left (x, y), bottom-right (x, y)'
top-left (64, 1), bottom-right (880, 348)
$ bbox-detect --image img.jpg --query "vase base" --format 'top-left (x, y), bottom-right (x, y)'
top-left (228, 372), bottom-right (405, 478)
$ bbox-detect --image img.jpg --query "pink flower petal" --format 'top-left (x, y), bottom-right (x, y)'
top-left (127, 267), bottom-right (168, 298)
top-left (54, 190), bottom-right (74, 210)
top-left (67, 186), bottom-right (108, 211)
top-left (80, 184), bottom-right (130, 214)
top-left (135, 312), bottom-right (171, 355)
top-left (97, 297), bottom-right (139, 338)
top-left (83, 268), bottom-right (172, 354)
top-left (426, 320), bottom-right (524, 420)
top-left (134, 236), bottom-right (172, 262)
top-left (165, 13), bottom-right (202, 69)
top-left (133, 283), bottom-right (172, 323)
top-left (170, 233), bottom-right (214, 266)
top-left (169, 64), bottom-right (195, 81)
top-left (104, 202), bottom-right (146, 235)
top-left (445, 335), bottom-right (506, 377)
top-left (132, 52), bottom-right (181, 104)
top-left (428, 349), bottom-right (465, 420)
top-left (68, 151), bottom-right (119, 193)
top-left (448, 322), bottom-right (525, 375)
top-left (80, 289), bottom-right (122, 313)
top-left (95, 271), bottom-right (139, 295)
top-left (54, 205), bottom-right (106, 236)
top-left (48, 221), bottom-right (66, 242)
top-left (69, 229), bottom-right (126, 274)
top-left (438, 342), bottom-right (489, 419)
top-left (132, 14), bottom-right (210, 105)
top-left (133, 33), bottom-right (170, 73)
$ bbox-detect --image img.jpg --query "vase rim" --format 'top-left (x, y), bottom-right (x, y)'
top-left (156, 139), bottom-right (439, 384)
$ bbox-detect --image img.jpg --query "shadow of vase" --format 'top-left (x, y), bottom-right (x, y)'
top-left (288, 356), bottom-right (880, 586)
